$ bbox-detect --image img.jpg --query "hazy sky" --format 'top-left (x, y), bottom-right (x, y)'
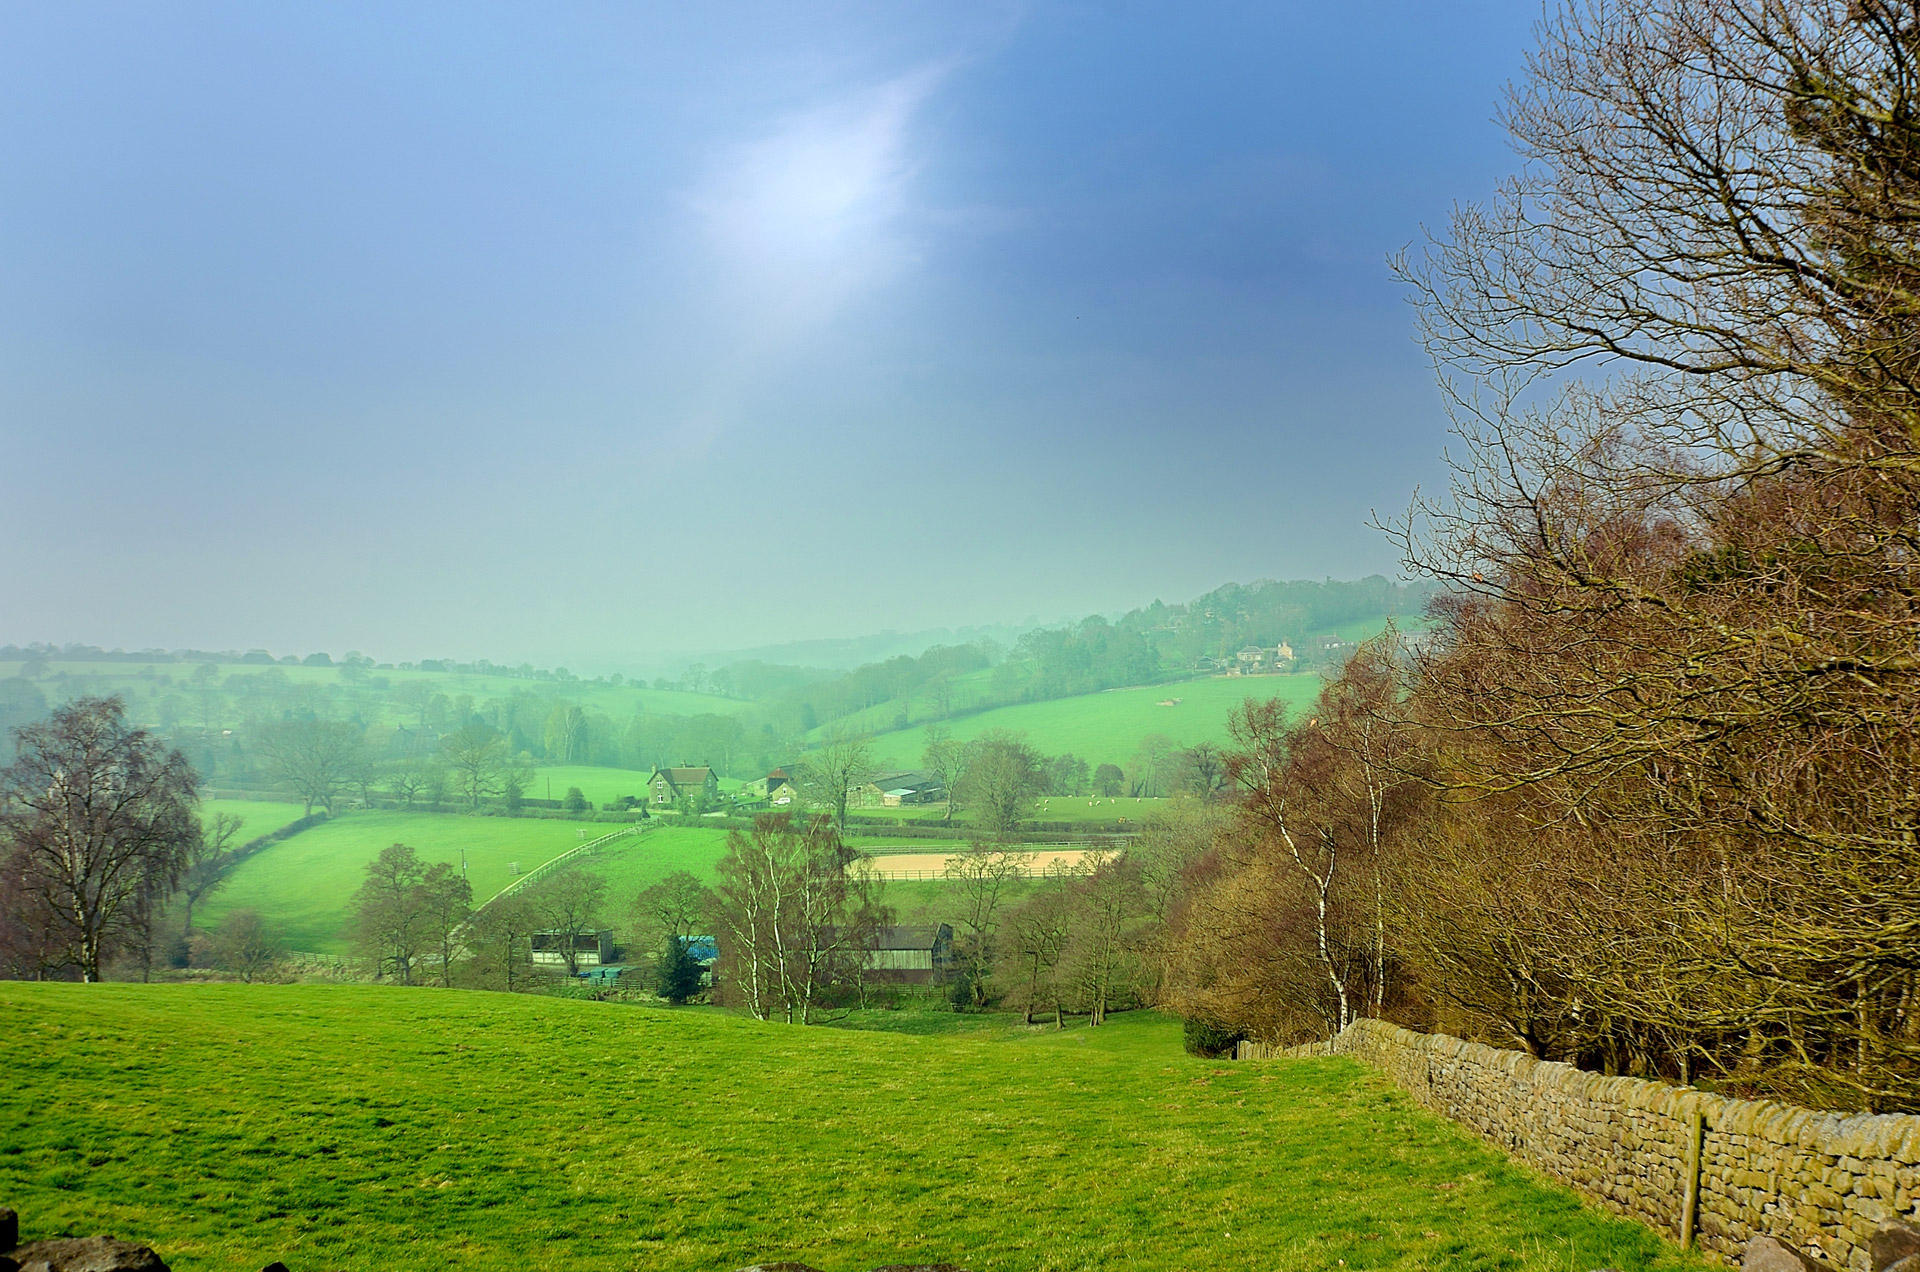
top-left (0, 2), bottom-right (1534, 667)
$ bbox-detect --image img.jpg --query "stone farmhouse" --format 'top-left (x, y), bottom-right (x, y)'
top-left (1229, 641), bottom-right (1295, 674)
top-left (648, 765), bottom-right (719, 806)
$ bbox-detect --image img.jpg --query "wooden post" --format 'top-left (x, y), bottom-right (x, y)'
top-left (1680, 1106), bottom-right (1705, 1248)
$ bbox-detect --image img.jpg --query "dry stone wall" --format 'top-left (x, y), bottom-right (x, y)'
top-left (1239, 1019), bottom-right (1920, 1271)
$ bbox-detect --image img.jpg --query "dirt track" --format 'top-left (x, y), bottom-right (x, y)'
top-left (861, 849), bottom-right (1096, 878)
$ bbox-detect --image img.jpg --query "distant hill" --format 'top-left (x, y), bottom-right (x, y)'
top-left (0, 575), bottom-right (1431, 786)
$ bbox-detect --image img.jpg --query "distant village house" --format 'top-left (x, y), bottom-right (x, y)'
top-left (1228, 641), bottom-right (1295, 675)
top-left (742, 768), bottom-right (797, 807)
top-left (649, 765), bottom-right (719, 806)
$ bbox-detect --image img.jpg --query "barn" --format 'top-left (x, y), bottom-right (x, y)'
top-left (862, 924), bottom-right (955, 985)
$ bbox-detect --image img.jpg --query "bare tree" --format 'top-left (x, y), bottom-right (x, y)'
top-left (1005, 878), bottom-right (1073, 1026)
top-left (256, 719), bottom-right (363, 817)
top-left (921, 727), bottom-right (972, 824)
top-left (210, 908), bottom-right (281, 983)
top-left (0, 697), bottom-right (200, 981)
top-left (629, 869), bottom-right (715, 956)
top-left (712, 813), bottom-right (889, 1023)
top-left (525, 867), bottom-right (606, 976)
top-left (440, 723), bottom-right (509, 811)
top-left (179, 811), bottom-right (244, 936)
top-left (943, 844), bottom-right (1024, 1008)
top-left (797, 730), bottom-right (877, 831)
top-left (958, 731), bottom-right (1044, 834)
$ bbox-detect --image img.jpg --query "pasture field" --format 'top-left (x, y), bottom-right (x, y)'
top-left (574, 828), bottom-right (988, 916)
top-left (570, 825), bottom-right (735, 902)
top-left (0, 984), bottom-right (1697, 1272)
top-left (864, 674), bottom-right (1323, 771)
top-left (200, 811), bottom-right (618, 953)
top-left (528, 765), bottom-right (656, 807)
top-left (200, 800), bottom-right (309, 842)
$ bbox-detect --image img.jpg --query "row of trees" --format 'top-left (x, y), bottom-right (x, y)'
top-left (1167, 0), bottom-right (1920, 1113)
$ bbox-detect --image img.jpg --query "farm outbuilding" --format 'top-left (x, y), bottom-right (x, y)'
top-left (850, 772), bottom-right (946, 808)
top-left (861, 924), bottom-right (954, 985)
top-left (531, 929), bottom-right (616, 968)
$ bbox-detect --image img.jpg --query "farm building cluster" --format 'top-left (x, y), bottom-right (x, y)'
top-left (528, 923), bottom-right (956, 988)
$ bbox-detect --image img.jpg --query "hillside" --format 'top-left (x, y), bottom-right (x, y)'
top-left (864, 674), bottom-right (1324, 772)
top-left (202, 811), bottom-right (620, 953)
top-left (0, 985), bottom-right (1692, 1272)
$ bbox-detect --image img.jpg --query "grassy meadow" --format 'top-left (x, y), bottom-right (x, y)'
top-left (571, 825), bottom-right (735, 902)
top-left (0, 984), bottom-right (1699, 1272)
top-left (527, 765), bottom-right (659, 806)
top-left (200, 799), bottom-right (310, 842)
top-left (864, 674), bottom-right (1324, 771)
top-left (201, 811), bottom-right (622, 953)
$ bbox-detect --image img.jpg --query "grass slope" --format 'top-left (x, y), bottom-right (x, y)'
top-left (0, 985), bottom-right (1696, 1272)
top-left (201, 811), bottom-right (618, 953)
top-left (573, 826), bottom-right (735, 905)
top-left (200, 800), bottom-right (309, 842)
top-left (528, 765), bottom-right (659, 806)
top-left (866, 674), bottom-right (1324, 771)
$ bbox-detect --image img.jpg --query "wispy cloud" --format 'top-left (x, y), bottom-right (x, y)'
top-left (690, 64), bottom-right (947, 338)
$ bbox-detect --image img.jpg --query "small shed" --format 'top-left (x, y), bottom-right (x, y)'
top-left (531, 929), bottom-right (616, 967)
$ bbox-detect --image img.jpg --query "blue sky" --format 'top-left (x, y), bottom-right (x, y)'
top-left (0, 1), bottom-right (1536, 666)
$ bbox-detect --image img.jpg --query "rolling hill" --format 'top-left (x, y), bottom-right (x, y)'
top-left (0, 984), bottom-right (1692, 1272)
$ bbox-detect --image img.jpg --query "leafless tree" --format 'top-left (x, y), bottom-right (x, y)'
top-left (0, 697), bottom-right (200, 982)
top-left (796, 730), bottom-right (877, 831)
top-left (944, 844), bottom-right (1024, 1007)
top-left (179, 810), bottom-right (244, 936)
top-left (256, 719), bottom-right (363, 817)
top-left (712, 813), bottom-right (889, 1023)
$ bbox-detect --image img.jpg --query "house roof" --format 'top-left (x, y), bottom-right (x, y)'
top-left (869, 924), bottom-right (951, 951)
top-left (652, 766), bottom-right (714, 786)
top-left (866, 770), bottom-right (942, 792)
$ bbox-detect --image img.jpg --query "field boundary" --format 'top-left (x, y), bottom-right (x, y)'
top-left (1245, 1017), bottom-right (1920, 1268)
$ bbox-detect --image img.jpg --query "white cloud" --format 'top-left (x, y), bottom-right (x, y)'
top-left (690, 65), bottom-right (946, 336)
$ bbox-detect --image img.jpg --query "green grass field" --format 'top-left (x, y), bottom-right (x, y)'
top-left (0, 985), bottom-right (1697, 1272)
top-left (864, 674), bottom-right (1324, 771)
top-left (572, 825), bottom-right (735, 904)
top-left (529, 765), bottom-right (658, 806)
top-left (200, 800), bottom-right (310, 842)
top-left (201, 811), bottom-right (620, 953)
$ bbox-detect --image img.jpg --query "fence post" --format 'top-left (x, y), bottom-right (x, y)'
top-left (1680, 1105), bottom-right (1705, 1248)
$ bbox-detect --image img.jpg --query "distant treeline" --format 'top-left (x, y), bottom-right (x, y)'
top-left (0, 576), bottom-right (1427, 789)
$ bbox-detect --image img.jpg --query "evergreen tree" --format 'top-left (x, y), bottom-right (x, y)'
top-left (656, 935), bottom-right (702, 1004)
